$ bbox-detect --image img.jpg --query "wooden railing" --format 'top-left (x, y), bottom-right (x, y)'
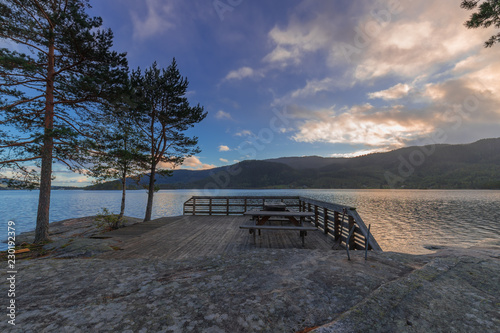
top-left (183, 196), bottom-right (382, 251)
top-left (183, 196), bottom-right (301, 216)
top-left (298, 197), bottom-right (382, 251)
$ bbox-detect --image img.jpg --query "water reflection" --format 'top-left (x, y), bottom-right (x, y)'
top-left (1, 189), bottom-right (499, 254)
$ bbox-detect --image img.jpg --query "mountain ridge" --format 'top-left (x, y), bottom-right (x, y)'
top-left (85, 137), bottom-right (500, 190)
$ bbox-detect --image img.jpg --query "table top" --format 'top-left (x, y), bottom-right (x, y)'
top-left (243, 210), bottom-right (314, 217)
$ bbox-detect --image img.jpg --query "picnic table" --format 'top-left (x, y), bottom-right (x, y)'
top-left (240, 209), bottom-right (316, 246)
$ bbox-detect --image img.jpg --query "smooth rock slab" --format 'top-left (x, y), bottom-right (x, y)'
top-left (0, 247), bottom-right (498, 332)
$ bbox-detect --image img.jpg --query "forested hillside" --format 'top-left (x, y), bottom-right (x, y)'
top-left (87, 138), bottom-right (500, 190)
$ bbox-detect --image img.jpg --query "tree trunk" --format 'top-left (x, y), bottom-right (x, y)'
top-left (118, 169), bottom-right (127, 222)
top-left (35, 40), bottom-right (55, 244)
top-left (35, 135), bottom-right (53, 243)
top-left (144, 165), bottom-right (156, 222)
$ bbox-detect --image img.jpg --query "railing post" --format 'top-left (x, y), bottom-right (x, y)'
top-left (209, 198), bottom-right (212, 215)
top-left (226, 198), bottom-right (229, 216)
top-left (314, 205), bottom-right (319, 227)
top-left (348, 215), bottom-right (356, 250)
top-left (323, 208), bottom-right (328, 234)
top-left (193, 198), bottom-right (196, 216)
top-left (244, 198), bottom-right (247, 212)
top-left (334, 211), bottom-right (340, 240)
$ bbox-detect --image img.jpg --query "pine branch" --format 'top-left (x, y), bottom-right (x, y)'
top-left (0, 33), bottom-right (49, 56)
top-left (0, 94), bottom-right (45, 111)
top-left (53, 113), bottom-right (93, 138)
top-left (0, 156), bottom-right (41, 164)
top-left (0, 111), bottom-right (43, 125)
top-left (11, 0), bottom-right (46, 31)
top-left (0, 139), bottom-right (38, 149)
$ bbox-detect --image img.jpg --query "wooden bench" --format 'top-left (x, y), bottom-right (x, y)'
top-left (239, 221), bottom-right (317, 246)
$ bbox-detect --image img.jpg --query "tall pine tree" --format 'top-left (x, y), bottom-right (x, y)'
top-left (0, 0), bottom-right (128, 242)
top-left (131, 60), bottom-right (207, 222)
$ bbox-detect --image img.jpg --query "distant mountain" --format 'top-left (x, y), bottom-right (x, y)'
top-left (265, 156), bottom-right (347, 170)
top-left (85, 138), bottom-right (500, 190)
top-left (0, 178), bottom-right (81, 190)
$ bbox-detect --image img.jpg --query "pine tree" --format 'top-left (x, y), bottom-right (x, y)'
top-left (0, 0), bottom-right (128, 242)
top-left (131, 60), bottom-right (207, 222)
top-left (85, 100), bottom-right (148, 223)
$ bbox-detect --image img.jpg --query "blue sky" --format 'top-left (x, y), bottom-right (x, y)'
top-left (15, 0), bottom-right (500, 186)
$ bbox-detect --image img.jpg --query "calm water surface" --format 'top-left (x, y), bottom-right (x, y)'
top-left (1, 189), bottom-right (499, 253)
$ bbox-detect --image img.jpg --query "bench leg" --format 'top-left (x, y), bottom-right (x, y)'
top-left (249, 228), bottom-right (256, 244)
top-left (300, 231), bottom-right (306, 247)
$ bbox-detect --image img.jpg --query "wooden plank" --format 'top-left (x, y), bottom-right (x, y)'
top-left (314, 205), bottom-right (319, 227)
top-left (239, 223), bottom-right (318, 231)
top-left (243, 210), bottom-right (314, 217)
top-left (323, 207), bottom-right (329, 234)
top-left (333, 211), bottom-right (340, 241)
top-left (348, 215), bottom-right (355, 250)
top-left (98, 215), bottom-right (335, 260)
top-left (182, 195), bottom-right (382, 252)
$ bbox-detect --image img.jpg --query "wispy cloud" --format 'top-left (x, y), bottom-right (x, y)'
top-left (215, 110), bottom-right (233, 120)
top-left (224, 66), bottom-right (263, 81)
top-left (368, 83), bottom-right (411, 100)
top-left (235, 130), bottom-right (253, 137)
top-left (263, 10), bottom-right (333, 67)
top-left (218, 145), bottom-right (231, 152)
top-left (131, 0), bottom-right (175, 40)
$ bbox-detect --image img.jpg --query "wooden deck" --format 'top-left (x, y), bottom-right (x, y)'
top-left (98, 215), bottom-right (338, 260)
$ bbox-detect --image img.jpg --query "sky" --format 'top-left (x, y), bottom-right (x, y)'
top-left (12, 0), bottom-right (500, 186)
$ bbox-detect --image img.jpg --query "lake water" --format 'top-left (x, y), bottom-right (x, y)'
top-left (1, 189), bottom-right (499, 254)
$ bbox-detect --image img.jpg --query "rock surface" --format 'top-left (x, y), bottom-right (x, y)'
top-left (1, 218), bottom-right (499, 332)
top-left (14, 216), bottom-right (142, 258)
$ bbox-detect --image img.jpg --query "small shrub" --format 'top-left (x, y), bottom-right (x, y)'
top-left (95, 208), bottom-right (123, 230)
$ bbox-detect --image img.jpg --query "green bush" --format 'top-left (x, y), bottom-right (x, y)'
top-left (95, 208), bottom-right (122, 230)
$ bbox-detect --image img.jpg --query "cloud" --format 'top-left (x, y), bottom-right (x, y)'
top-left (219, 158), bottom-right (229, 163)
top-left (292, 103), bottom-right (436, 148)
top-left (263, 9), bottom-right (334, 67)
top-left (224, 66), bottom-right (261, 80)
top-left (218, 145), bottom-right (231, 152)
top-left (181, 156), bottom-right (215, 170)
top-left (235, 130), bottom-right (253, 137)
top-left (349, 1), bottom-right (491, 81)
top-left (215, 110), bottom-right (233, 120)
top-left (330, 148), bottom-right (390, 158)
top-left (291, 78), bottom-right (334, 98)
top-left (131, 0), bottom-right (174, 40)
top-left (273, 77), bottom-right (349, 106)
top-left (51, 172), bottom-right (92, 187)
top-left (368, 83), bottom-right (411, 100)
top-left (262, 0), bottom-right (500, 152)
top-left (261, 1), bottom-right (491, 82)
